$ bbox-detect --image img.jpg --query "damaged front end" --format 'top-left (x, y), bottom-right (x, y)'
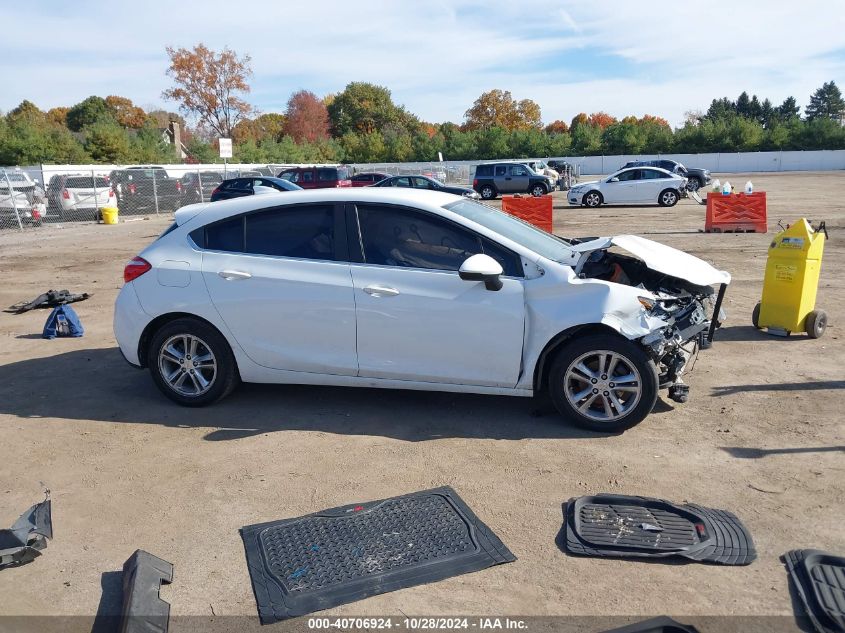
top-left (578, 238), bottom-right (730, 403)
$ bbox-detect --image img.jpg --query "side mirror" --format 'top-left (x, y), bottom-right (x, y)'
top-left (459, 254), bottom-right (504, 291)
top-left (608, 176), bottom-right (619, 183)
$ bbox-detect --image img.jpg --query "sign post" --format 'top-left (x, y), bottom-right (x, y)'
top-left (219, 138), bottom-right (233, 178)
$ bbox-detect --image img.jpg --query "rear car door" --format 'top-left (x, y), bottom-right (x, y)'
top-left (349, 203), bottom-right (525, 387)
top-left (197, 202), bottom-right (358, 374)
top-left (637, 169), bottom-right (667, 202)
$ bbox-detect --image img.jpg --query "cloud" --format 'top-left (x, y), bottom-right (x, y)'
top-left (0, 0), bottom-right (842, 127)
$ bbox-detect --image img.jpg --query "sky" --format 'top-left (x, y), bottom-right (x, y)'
top-left (2, 0), bottom-right (844, 128)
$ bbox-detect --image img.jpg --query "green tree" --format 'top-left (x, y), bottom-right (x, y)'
top-left (67, 96), bottom-right (112, 131)
top-left (805, 81), bottom-right (845, 121)
top-left (84, 122), bottom-right (131, 162)
top-left (328, 82), bottom-right (405, 137)
top-left (776, 96), bottom-right (800, 120)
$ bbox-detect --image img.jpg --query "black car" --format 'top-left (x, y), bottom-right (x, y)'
top-left (210, 176), bottom-right (302, 202)
top-left (621, 159), bottom-right (711, 192)
top-left (371, 175), bottom-right (480, 198)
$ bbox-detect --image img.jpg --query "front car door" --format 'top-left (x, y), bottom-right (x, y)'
top-left (602, 169), bottom-right (639, 204)
top-left (348, 203), bottom-right (525, 387)
top-left (508, 164), bottom-right (530, 193)
top-left (197, 202), bottom-right (358, 374)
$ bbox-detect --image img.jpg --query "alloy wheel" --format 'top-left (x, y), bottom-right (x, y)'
top-left (563, 350), bottom-right (642, 422)
top-left (157, 334), bottom-right (217, 397)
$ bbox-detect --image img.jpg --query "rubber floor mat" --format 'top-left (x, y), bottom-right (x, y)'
top-left (601, 617), bottom-right (700, 632)
top-left (783, 549), bottom-right (845, 633)
top-left (564, 494), bottom-right (755, 565)
top-left (241, 486), bottom-right (515, 622)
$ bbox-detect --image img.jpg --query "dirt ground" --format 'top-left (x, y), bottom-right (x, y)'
top-left (0, 172), bottom-right (842, 631)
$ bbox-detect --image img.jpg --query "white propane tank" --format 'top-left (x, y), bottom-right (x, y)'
top-left (745, 180), bottom-right (754, 194)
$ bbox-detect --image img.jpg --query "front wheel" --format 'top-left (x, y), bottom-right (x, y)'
top-left (530, 183), bottom-right (547, 197)
top-left (659, 189), bottom-right (679, 207)
top-left (686, 178), bottom-right (703, 192)
top-left (548, 334), bottom-right (658, 433)
top-left (583, 191), bottom-right (603, 208)
top-left (147, 317), bottom-right (239, 406)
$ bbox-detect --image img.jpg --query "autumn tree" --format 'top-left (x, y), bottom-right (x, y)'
top-left (545, 120), bottom-right (569, 134)
top-left (284, 90), bottom-right (330, 143)
top-left (105, 96), bottom-right (147, 128)
top-left (46, 107), bottom-right (69, 127)
top-left (570, 112), bottom-right (589, 131)
top-left (463, 90), bottom-right (542, 131)
top-left (587, 111), bottom-right (617, 129)
top-left (163, 44), bottom-right (254, 137)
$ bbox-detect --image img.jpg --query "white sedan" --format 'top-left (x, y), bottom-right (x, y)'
top-left (114, 188), bottom-right (729, 432)
top-left (568, 166), bottom-right (687, 208)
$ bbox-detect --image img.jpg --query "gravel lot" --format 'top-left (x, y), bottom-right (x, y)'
top-left (0, 171), bottom-right (842, 631)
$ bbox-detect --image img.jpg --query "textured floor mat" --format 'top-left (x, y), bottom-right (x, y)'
top-left (564, 494), bottom-right (755, 565)
top-left (241, 486), bottom-right (515, 622)
top-left (601, 617), bottom-right (700, 632)
top-left (783, 549), bottom-right (845, 633)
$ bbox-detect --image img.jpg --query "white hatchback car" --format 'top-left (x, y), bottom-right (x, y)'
top-left (114, 188), bottom-right (730, 432)
top-left (568, 166), bottom-right (687, 208)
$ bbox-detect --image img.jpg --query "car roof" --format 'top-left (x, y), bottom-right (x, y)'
top-left (174, 187), bottom-right (460, 227)
top-left (613, 166), bottom-right (677, 176)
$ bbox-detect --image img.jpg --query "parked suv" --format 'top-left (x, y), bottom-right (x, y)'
top-left (46, 174), bottom-right (115, 221)
top-left (278, 165), bottom-right (352, 189)
top-left (472, 163), bottom-right (554, 199)
top-left (622, 160), bottom-right (711, 192)
top-left (109, 166), bottom-right (182, 215)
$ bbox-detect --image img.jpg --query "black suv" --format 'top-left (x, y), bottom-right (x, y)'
top-left (210, 176), bottom-right (301, 202)
top-left (472, 162), bottom-right (553, 200)
top-left (621, 159), bottom-right (711, 192)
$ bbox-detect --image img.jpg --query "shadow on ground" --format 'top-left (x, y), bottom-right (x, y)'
top-left (712, 380), bottom-right (845, 396)
top-left (0, 347), bottom-right (665, 442)
top-left (720, 446), bottom-right (845, 459)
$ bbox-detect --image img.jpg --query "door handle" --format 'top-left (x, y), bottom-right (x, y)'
top-left (218, 270), bottom-right (252, 280)
top-left (363, 285), bottom-right (399, 297)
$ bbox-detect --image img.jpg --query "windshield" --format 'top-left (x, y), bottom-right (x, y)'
top-left (444, 199), bottom-right (573, 262)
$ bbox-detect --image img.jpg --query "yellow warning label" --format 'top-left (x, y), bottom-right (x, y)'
top-left (775, 264), bottom-right (797, 282)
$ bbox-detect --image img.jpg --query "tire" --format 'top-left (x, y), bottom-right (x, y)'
top-left (583, 191), bottom-right (603, 208)
top-left (548, 334), bottom-right (659, 433)
top-left (530, 183), bottom-right (547, 197)
top-left (658, 189), bottom-right (679, 207)
top-left (752, 302), bottom-right (762, 329)
top-left (686, 177), bottom-right (703, 192)
top-left (147, 317), bottom-right (239, 406)
top-left (480, 185), bottom-right (497, 200)
top-left (805, 309), bottom-right (827, 339)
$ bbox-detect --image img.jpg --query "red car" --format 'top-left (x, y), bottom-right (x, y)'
top-left (350, 172), bottom-right (391, 187)
top-left (277, 166), bottom-right (352, 189)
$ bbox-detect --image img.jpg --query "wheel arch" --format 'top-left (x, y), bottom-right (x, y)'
top-left (532, 322), bottom-right (626, 392)
top-left (138, 312), bottom-right (235, 369)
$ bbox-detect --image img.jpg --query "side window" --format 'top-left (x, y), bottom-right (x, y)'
top-left (494, 165), bottom-right (507, 177)
top-left (357, 205), bottom-right (481, 271)
top-left (204, 216), bottom-right (244, 252)
top-left (317, 169), bottom-right (335, 182)
top-left (391, 177), bottom-right (412, 188)
top-left (510, 165), bottom-right (527, 176)
top-left (301, 171), bottom-right (314, 183)
top-left (476, 165), bottom-right (492, 177)
top-left (480, 236), bottom-right (523, 277)
top-left (245, 205), bottom-right (335, 260)
top-left (279, 171), bottom-right (295, 182)
top-left (640, 169), bottom-right (660, 180)
top-left (615, 170), bottom-right (637, 181)
top-left (411, 177), bottom-right (431, 189)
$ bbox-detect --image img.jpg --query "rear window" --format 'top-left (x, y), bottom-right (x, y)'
top-left (205, 217), bottom-right (244, 251)
top-left (245, 205), bottom-right (335, 260)
top-left (65, 176), bottom-right (110, 188)
top-left (475, 165), bottom-right (493, 177)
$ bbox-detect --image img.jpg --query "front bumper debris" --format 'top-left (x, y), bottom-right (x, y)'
top-left (0, 491), bottom-right (53, 569)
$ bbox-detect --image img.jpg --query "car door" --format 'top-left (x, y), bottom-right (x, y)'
top-left (348, 203), bottom-right (525, 387)
top-left (637, 169), bottom-right (666, 202)
top-left (601, 169), bottom-right (638, 203)
top-left (508, 164), bottom-right (530, 193)
top-left (493, 164), bottom-right (511, 193)
top-left (198, 202), bottom-right (358, 374)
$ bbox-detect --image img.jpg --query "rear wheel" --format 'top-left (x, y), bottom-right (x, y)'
top-left (480, 184), bottom-right (497, 200)
top-left (530, 183), bottom-right (547, 197)
top-left (805, 309), bottom-right (827, 339)
top-left (147, 318), bottom-right (239, 406)
top-left (583, 191), bottom-right (603, 208)
top-left (548, 334), bottom-right (658, 433)
top-left (659, 189), bottom-right (679, 207)
top-left (752, 302), bottom-right (762, 329)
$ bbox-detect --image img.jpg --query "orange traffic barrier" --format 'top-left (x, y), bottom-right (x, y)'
top-left (501, 195), bottom-right (553, 233)
top-left (705, 192), bottom-right (767, 233)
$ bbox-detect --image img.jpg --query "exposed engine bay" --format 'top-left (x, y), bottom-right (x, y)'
top-left (580, 248), bottom-right (726, 403)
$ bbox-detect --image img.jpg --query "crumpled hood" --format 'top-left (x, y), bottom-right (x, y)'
top-left (573, 235), bottom-right (731, 287)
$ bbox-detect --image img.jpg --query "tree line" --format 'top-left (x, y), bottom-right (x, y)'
top-left (1, 43), bottom-right (843, 167)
